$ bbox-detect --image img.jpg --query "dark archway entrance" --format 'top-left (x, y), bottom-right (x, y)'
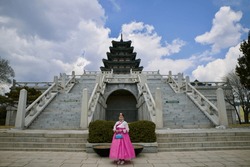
top-left (106, 89), bottom-right (137, 122)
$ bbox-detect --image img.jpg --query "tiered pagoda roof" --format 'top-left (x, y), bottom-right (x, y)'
top-left (100, 35), bottom-right (143, 74)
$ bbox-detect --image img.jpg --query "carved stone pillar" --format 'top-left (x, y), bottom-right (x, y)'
top-left (15, 89), bottom-right (27, 129)
top-left (155, 87), bottom-right (163, 128)
top-left (80, 88), bottom-right (88, 129)
top-left (216, 88), bottom-right (229, 127)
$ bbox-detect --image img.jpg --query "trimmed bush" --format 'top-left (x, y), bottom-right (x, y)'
top-left (129, 120), bottom-right (156, 142)
top-left (88, 120), bottom-right (156, 143)
top-left (88, 120), bottom-right (115, 143)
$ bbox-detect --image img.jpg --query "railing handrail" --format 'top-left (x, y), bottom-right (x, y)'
top-left (144, 83), bottom-right (156, 111)
top-left (25, 83), bottom-right (56, 113)
top-left (137, 74), bottom-right (156, 121)
top-left (187, 82), bottom-right (219, 125)
top-left (187, 83), bottom-right (218, 111)
top-left (88, 83), bottom-right (99, 110)
top-left (190, 81), bottom-right (228, 87)
top-left (87, 74), bottom-right (107, 123)
top-left (65, 75), bottom-right (75, 85)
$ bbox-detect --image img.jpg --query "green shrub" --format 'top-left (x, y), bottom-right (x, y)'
top-left (88, 120), bottom-right (115, 143)
top-left (87, 120), bottom-right (156, 143)
top-left (129, 120), bottom-right (156, 142)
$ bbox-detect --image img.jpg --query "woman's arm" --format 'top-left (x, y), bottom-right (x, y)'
top-left (113, 122), bottom-right (118, 132)
top-left (123, 121), bottom-right (129, 133)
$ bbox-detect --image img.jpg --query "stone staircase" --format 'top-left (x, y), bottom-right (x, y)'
top-left (28, 76), bottom-right (96, 129)
top-left (1, 128), bottom-right (249, 152)
top-left (157, 129), bottom-right (250, 151)
top-left (147, 78), bottom-right (214, 128)
top-left (0, 130), bottom-right (88, 152)
top-left (194, 86), bottom-right (234, 124)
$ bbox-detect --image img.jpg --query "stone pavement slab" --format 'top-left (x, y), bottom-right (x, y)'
top-left (0, 150), bottom-right (250, 167)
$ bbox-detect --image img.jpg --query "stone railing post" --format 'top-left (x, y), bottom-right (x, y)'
top-left (168, 71), bottom-right (172, 82)
top-left (72, 71), bottom-right (75, 83)
top-left (61, 73), bottom-right (66, 91)
top-left (15, 89), bottom-right (27, 129)
top-left (216, 88), bottom-right (229, 127)
top-left (177, 73), bottom-right (182, 92)
top-left (155, 88), bottom-right (163, 128)
top-left (185, 76), bottom-right (190, 92)
top-left (96, 74), bottom-right (100, 84)
top-left (80, 88), bottom-right (88, 129)
top-left (53, 76), bottom-right (58, 91)
top-left (168, 71), bottom-right (172, 76)
top-left (98, 74), bottom-right (103, 86)
top-left (139, 74), bottom-right (147, 86)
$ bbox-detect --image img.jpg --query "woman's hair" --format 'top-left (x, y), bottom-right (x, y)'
top-left (119, 113), bottom-right (124, 117)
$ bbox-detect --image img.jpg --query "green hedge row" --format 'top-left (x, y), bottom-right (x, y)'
top-left (88, 120), bottom-right (156, 143)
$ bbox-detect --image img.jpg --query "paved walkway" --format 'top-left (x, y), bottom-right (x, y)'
top-left (0, 150), bottom-right (250, 167)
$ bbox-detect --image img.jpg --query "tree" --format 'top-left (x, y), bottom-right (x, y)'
top-left (0, 57), bottom-right (15, 84)
top-left (4, 87), bottom-right (42, 106)
top-left (223, 71), bottom-right (249, 124)
top-left (0, 87), bottom-right (42, 125)
top-left (235, 32), bottom-right (250, 123)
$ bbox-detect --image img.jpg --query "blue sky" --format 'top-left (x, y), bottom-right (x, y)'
top-left (0, 0), bottom-right (249, 86)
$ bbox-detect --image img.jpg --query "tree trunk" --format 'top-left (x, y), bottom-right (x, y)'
top-left (235, 109), bottom-right (242, 124)
top-left (244, 112), bottom-right (249, 123)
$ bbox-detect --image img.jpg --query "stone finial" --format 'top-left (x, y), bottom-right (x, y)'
top-left (120, 33), bottom-right (123, 42)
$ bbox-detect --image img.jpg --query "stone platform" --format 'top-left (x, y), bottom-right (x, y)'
top-left (0, 150), bottom-right (250, 167)
top-left (0, 128), bottom-right (250, 152)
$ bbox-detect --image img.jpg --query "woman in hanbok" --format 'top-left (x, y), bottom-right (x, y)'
top-left (109, 113), bottom-right (135, 165)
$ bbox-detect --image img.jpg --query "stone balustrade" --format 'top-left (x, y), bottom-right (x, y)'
top-left (24, 83), bottom-right (58, 128)
top-left (137, 74), bottom-right (157, 123)
top-left (15, 71), bottom-right (77, 129)
top-left (105, 76), bottom-right (139, 83)
top-left (13, 70), bottom-right (229, 129)
top-left (84, 71), bottom-right (101, 75)
top-left (191, 81), bottom-right (229, 87)
top-left (186, 83), bottom-right (220, 126)
top-left (86, 74), bottom-right (107, 126)
top-left (167, 73), bottom-right (186, 93)
top-left (12, 80), bottom-right (53, 91)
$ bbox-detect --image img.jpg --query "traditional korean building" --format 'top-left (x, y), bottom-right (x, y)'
top-left (7, 35), bottom-right (234, 130)
top-left (100, 35), bottom-right (143, 74)
top-left (2, 35), bottom-right (245, 153)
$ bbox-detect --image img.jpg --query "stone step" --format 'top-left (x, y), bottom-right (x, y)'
top-left (158, 146), bottom-right (250, 152)
top-left (163, 124), bottom-right (213, 129)
top-left (0, 131), bottom-right (88, 137)
top-left (156, 129), bottom-right (250, 151)
top-left (157, 136), bottom-right (250, 143)
top-left (158, 141), bottom-right (250, 148)
top-left (0, 142), bottom-right (86, 148)
top-left (0, 147), bottom-right (85, 152)
top-left (147, 80), bottom-right (214, 128)
top-left (156, 131), bottom-right (250, 138)
top-left (0, 137), bottom-right (87, 143)
top-left (28, 77), bottom-right (97, 129)
top-left (0, 130), bottom-right (88, 152)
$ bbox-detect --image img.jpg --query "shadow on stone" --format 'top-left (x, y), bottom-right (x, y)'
top-left (93, 144), bottom-right (144, 157)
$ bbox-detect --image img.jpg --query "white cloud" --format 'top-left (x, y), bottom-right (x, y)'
top-left (2, 1), bottom-right (246, 85)
top-left (0, 0), bottom-right (111, 82)
top-left (146, 58), bottom-right (193, 75)
top-left (121, 22), bottom-right (186, 69)
top-left (195, 6), bottom-right (245, 53)
top-left (192, 43), bottom-right (241, 81)
top-left (190, 51), bottom-right (215, 63)
top-left (192, 6), bottom-right (247, 81)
